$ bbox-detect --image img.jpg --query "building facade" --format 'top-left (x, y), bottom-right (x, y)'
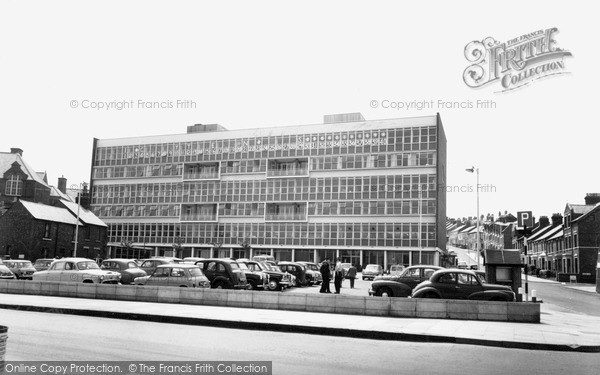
top-left (89, 113), bottom-right (447, 268)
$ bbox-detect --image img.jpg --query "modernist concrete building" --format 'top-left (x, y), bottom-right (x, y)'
top-left (89, 113), bottom-right (447, 268)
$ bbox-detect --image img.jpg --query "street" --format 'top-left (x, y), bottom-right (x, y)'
top-left (2, 309), bottom-right (598, 375)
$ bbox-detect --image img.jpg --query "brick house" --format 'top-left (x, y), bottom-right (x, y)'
top-left (0, 148), bottom-right (51, 214)
top-left (0, 199), bottom-right (107, 261)
top-left (562, 194), bottom-right (600, 283)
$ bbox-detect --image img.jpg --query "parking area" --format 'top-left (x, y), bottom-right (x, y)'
top-left (284, 272), bottom-right (372, 297)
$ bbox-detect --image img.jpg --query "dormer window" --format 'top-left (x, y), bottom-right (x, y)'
top-left (5, 175), bottom-right (23, 196)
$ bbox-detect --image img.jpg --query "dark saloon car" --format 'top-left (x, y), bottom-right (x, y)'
top-left (242, 260), bottom-right (293, 291)
top-left (277, 261), bottom-right (308, 287)
top-left (194, 258), bottom-right (248, 289)
top-left (134, 264), bottom-right (210, 288)
top-left (237, 261), bottom-right (269, 290)
top-left (100, 259), bottom-right (148, 284)
top-left (3, 260), bottom-right (37, 280)
top-left (296, 261), bottom-right (323, 285)
top-left (369, 265), bottom-right (443, 297)
top-left (411, 269), bottom-right (515, 301)
top-left (33, 258), bottom-right (55, 272)
top-left (139, 258), bottom-right (178, 276)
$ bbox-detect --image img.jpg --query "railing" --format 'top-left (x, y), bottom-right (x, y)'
top-left (265, 213), bottom-right (307, 221)
top-left (266, 168), bottom-right (309, 177)
top-left (180, 214), bottom-right (217, 221)
top-left (183, 171), bottom-right (220, 180)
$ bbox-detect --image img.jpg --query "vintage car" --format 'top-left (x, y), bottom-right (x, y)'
top-left (411, 269), bottom-right (515, 301)
top-left (134, 264), bottom-right (210, 288)
top-left (33, 257), bottom-right (121, 284)
top-left (33, 258), bottom-right (55, 272)
top-left (100, 259), bottom-right (148, 284)
top-left (296, 261), bottom-right (323, 285)
top-left (237, 260), bottom-right (269, 290)
top-left (194, 258), bottom-right (248, 289)
top-left (369, 265), bottom-right (443, 297)
top-left (277, 261), bottom-right (308, 287)
top-left (0, 259), bottom-right (15, 279)
top-left (252, 254), bottom-right (275, 263)
top-left (241, 260), bottom-right (293, 291)
top-left (361, 264), bottom-right (384, 280)
top-left (3, 259), bottom-right (37, 280)
top-left (139, 258), bottom-right (178, 275)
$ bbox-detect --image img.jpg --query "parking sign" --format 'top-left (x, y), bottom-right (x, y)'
top-left (517, 211), bottom-right (533, 229)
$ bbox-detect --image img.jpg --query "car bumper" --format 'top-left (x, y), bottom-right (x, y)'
top-left (368, 288), bottom-right (374, 296)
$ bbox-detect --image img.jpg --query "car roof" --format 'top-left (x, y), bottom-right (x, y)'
top-left (156, 264), bottom-right (199, 269)
top-left (433, 268), bottom-right (478, 276)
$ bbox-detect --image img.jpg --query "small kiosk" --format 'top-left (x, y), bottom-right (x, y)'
top-left (484, 249), bottom-right (522, 295)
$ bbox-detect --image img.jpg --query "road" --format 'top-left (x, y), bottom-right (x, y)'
top-left (523, 279), bottom-right (600, 316)
top-left (2, 309), bottom-right (598, 375)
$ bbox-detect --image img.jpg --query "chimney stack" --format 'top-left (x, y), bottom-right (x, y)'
top-left (551, 213), bottom-right (563, 227)
top-left (584, 193), bottom-right (600, 206)
top-left (58, 176), bottom-right (67, 194)
top-left (10, 148), bottom-right (23, 156)
top-left (538, 216), bottom-right (550, 228)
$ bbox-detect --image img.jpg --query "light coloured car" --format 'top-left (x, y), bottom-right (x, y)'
top-left (33, 257), bottom-right (121, 284)
top-left (134, 264), bottom-right (210, 288)
top-left (3, 260), bottom-right (37, 280)
top-left (0, 259), bottom-right (15, 279)
top-left (362, 264), bottom-right (384, 280)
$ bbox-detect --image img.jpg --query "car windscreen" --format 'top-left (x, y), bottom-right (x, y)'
top-left (365, 265), bottom-right (379, 271)
top-left (188, 268), bottom-right (204, 277)
top-left (77, 261), bottom-right (100, 270)
top-left (305, 264), bottom-right (318, 271)
top-left (127, 262), bottom-right (140, 269)
top-left (229, 262), bottom-right (240, 270)
top-left (237, 262), bottom-right (249, 271)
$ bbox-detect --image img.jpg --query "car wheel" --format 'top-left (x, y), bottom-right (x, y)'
top-left (362, 277), bottom-right (365, 280)
top-left (214, 282), bottom-right (225, 289)
top-left (377, 287), bottom-right (393, 297)
top-left (267, 279), bottom-right (280, 291)
top-left (247, 280), bottom-right (257, 290)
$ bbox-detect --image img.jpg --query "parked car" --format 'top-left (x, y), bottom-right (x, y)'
top-left (33, 258), bottom-right (55, 272)
top-left (100, 259), bottom-right (148, 284)
top-left (0, 259), bottom-right (15, 279)
top-left (194, 258), bottom-right (248, 289)
top-left (411, 269), bottom-right (515, 301)
top-left (388, 264), bottom-right (405, 276)
top-left (369, 265), bottom-right (443, 297)
top-left (134, 264), bottom-right (210, 288)
top-left (33, 257), bottom-right (121, 284)
top-left (182, 257), bottom-right (206, 264)
top-left (361, 264), bottom-right (384, 280)
top-left (242, 260), bottom-right (293, 291)
top-left (139, 258), bottom-right (177, 275)
top-left (296, 261), bottom-right (323, 285)
top-left (252, 254), bottom-right (275, 263)
top-left (457, 261), bottom-right (468, 269)
top-left (236, 261), bottom-right (269, 290)
top-left (3, 260), bottom-right (37, 280)
top-left (277, 261), bottom-right (308, 287)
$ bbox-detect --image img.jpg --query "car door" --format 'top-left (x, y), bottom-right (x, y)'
top-left (401, 268), bottom-right (422, 289)
top-left (146, 266), bottom-right (170, 286)
top-left (202, 261), bottom-right (218, 283)
top-left (169, 267), bottom-right (186, 287)
top-left (60, 261), bottom-right (78, 282)
top-left (141, 260), bottom-right (155, 275)
top-left (455, 273), bottom-right (484, 299)
top-left (42, 261), bottom-right (64, 281)
top-left (435, 272), bottom-right (458, 298)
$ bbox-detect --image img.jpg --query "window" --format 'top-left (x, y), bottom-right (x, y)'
top-left (438, 273), bottom-right (456, 284)
top-left (43, 223), bottom-right (51, 239)
top-left (5, 175), bottom-right (23, 196)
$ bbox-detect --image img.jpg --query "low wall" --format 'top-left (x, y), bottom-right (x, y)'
top-left (0, 280), bottom-right (540, 323)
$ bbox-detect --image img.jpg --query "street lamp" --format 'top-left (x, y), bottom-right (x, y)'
top-left (71, 182), bottom-right (88, 257)
top-left (465, 167), bottom-right (480, 269)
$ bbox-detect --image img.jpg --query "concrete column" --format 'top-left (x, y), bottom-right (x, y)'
top-left (190, 247), bottom-right (195, 258)
top-left (313, 249), bottom-right (318, 263)
top-left (229, 248), bottom-right (234, 259)
top-left (291, 249), bottom-right (295, 262)
top-left (359, 250), bottom-right (363, 268)
top-left (336, 249), bottom-right (340, 260)
top-left (154, 246), bottom-right (159, 257)
top-left (249, 247), bottom-right (253, 259)
top-left (383, 250), bottom-right (388, 270)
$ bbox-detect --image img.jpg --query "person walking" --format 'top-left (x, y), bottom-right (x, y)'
top-left (319, 258), bottom-right (332, 293)
top-left (334, 258), bottom-right (345, 294)
top-left (346, 264), bottom-right (357, 288)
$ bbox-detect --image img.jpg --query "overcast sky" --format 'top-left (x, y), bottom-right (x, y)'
top-left (1, 0), bottom-right (596, 220)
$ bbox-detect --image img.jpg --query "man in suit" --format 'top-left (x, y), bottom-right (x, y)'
top-left (346, 264), bottom-right (357, 288)
top-left (334, 258), bottom-right (345, 294)
top-left (319, 258), bottom-right (331, 293)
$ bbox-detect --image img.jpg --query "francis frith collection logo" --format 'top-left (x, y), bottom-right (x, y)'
top-left (463, 27), bottom-right (572, 92)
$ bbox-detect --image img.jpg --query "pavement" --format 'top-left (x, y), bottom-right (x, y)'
top-left (1, 274), bottom-right (599, 353)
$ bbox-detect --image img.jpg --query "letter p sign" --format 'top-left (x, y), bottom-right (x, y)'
top-left (517, 211), bottom-right (533, 229)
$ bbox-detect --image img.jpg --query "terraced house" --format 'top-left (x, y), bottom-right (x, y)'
top-left (89, 113), bottom-right (447, 269)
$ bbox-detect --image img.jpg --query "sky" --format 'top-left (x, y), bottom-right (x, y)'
top-left (0, 0), bottom-right (596, 221)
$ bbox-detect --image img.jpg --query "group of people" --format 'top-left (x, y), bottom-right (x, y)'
top-left (319, 258), bottom-right (357, 294)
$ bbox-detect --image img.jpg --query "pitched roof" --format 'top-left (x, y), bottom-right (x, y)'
top-left (548, 229), bottom-right (564, 240)
top-left (567, 204), bottom-right (594, 215)
top-left (572, 202), bottom-right (600, 223)
top-left (59, 200), bottom-right (107, 227)
top-left (531, 225), bottom-right (563, 242)
top-left (0, 152), bottom-right (49, 187)
top-left (484, 249), bottom-right (521, 265)
top-left (50, 186), bottom-right (73, 201)
top-left (20, 200), bottom-right (81, 226)
top-left (527, 225), bottom-right (554, 241)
